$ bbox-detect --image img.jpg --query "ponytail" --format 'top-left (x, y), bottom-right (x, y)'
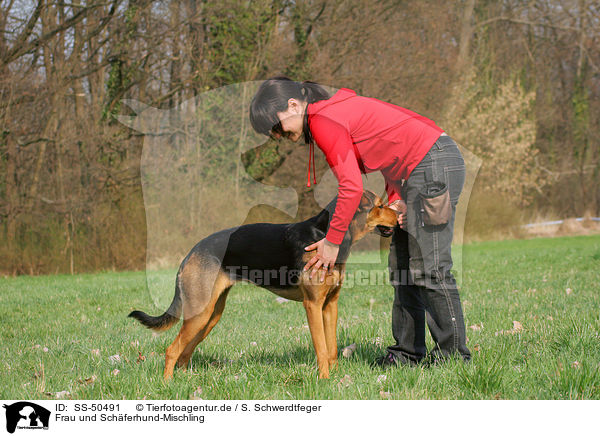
top-left (300, 80), bottom-right (329, 144)
top-left (300, 80), bottom-right (330, 104)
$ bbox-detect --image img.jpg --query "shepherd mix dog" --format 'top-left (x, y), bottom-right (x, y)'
top-left (129, 190), bottom-right (398, 379)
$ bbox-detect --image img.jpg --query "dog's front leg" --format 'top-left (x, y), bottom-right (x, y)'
top-left (322, 285), bottom-right (341, 371)
top-left (302, 297), bottom-right (330, 379)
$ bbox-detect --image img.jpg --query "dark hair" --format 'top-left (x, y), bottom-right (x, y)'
top-left (249, 76), bottom-right (330, 144)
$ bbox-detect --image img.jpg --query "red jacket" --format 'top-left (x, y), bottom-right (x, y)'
top-left (307, 88), bottom-right (444, 244)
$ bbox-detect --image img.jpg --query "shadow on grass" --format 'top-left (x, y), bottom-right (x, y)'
top-left (185, 340), bottom-right (387, 370)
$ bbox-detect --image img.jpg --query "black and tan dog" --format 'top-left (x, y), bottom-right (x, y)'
top-left (129, 190), bottom-right (398, 379)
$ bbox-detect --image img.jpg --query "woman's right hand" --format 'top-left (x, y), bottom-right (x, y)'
top-left (389, 200), bottom-right (407, 230)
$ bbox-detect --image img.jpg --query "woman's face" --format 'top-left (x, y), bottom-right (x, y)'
top-left (272, 98), bottom-right (307, 142)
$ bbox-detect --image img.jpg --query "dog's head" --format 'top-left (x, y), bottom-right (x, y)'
top-left (350, 190), bottom-right (398, 241)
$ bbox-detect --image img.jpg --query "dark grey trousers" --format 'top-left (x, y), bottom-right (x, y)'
top-left (387, 135), bottom-right (471, 364)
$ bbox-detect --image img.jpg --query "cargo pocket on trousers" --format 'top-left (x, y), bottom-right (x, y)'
top-left (418, 181), bottom-right (452, 226)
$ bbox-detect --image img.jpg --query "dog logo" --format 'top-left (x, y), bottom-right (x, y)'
top-left (2, 402), bottom-right (50, 433)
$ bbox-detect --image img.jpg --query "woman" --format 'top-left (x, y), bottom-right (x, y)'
top-left (249, 77), bottom-right (470, 366)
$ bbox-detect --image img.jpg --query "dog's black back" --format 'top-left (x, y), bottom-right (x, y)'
top-left (189, 198), bottom-right (353, 289)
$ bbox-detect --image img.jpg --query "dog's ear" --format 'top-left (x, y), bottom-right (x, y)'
top-left (358, 190), bottom-right (380, 211)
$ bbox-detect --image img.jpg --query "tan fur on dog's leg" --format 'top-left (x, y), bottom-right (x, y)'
top-left (164, 265), bottom-right (234, 379)
top-left (303, 298), bottom-right (330, 379)
top-left (176, 287), bottom-right (231, 369)
top-left (322, 286), bottom-right (341, 370)
top-left (164, 311), bottom-right (213, 380)
top-left (164, 332), bottom-right (184, 380)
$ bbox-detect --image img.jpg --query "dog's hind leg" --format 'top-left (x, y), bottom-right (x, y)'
top-left (163, 254), bottom-right (233, 380)
top-left (176, 286), bottom-right (232, 369)
top-left (164, 314), bottom-right (211, 380)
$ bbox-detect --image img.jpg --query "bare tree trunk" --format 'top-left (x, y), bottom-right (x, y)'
top-left (456, 0), bottom-right (476, 76)
top-left (441, 0), bottom-right (476, 126)
top-left (235, 82), bottom-right (249, 200)
top-left (27, 138), bottom-right (49, 211)
top-left (169, 0), bottom-right (181, 108)
top-left (27, 0), bottom-right (56, 211)
top-left (5, 133), bottom-right (18, 251)
top-left (575, 0), bottom-right (591, 215)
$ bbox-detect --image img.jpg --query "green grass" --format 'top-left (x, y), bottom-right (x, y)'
top-left (1, 234), bottom-right (599, 400)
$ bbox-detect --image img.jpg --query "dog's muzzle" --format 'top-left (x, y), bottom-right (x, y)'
top-left (375, 225), bottom-right (394, 237)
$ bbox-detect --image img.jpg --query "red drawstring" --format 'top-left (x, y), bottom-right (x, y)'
top-left (312, 142), bottom-right (316, 185)
top-left (307, 142), bottom-right (317, 187)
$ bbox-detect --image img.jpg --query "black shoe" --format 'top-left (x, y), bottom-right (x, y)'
top-left (371, 352), bottom-right (401, 369)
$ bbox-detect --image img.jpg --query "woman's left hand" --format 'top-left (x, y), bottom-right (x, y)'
top-left (304, 238), bottom-right (340, 281)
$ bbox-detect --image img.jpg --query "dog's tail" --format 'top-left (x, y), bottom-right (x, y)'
top-left (128, 281), bottom-right (182, 332)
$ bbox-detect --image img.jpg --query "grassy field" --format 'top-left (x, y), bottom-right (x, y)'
top-left (1, 234), bottom-right (599, 400)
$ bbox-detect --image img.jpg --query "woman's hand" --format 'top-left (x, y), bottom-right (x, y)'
top-left (389, 200), bottom-right (407, 229)
top-left (304, 238), bottom-right (340, 281)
